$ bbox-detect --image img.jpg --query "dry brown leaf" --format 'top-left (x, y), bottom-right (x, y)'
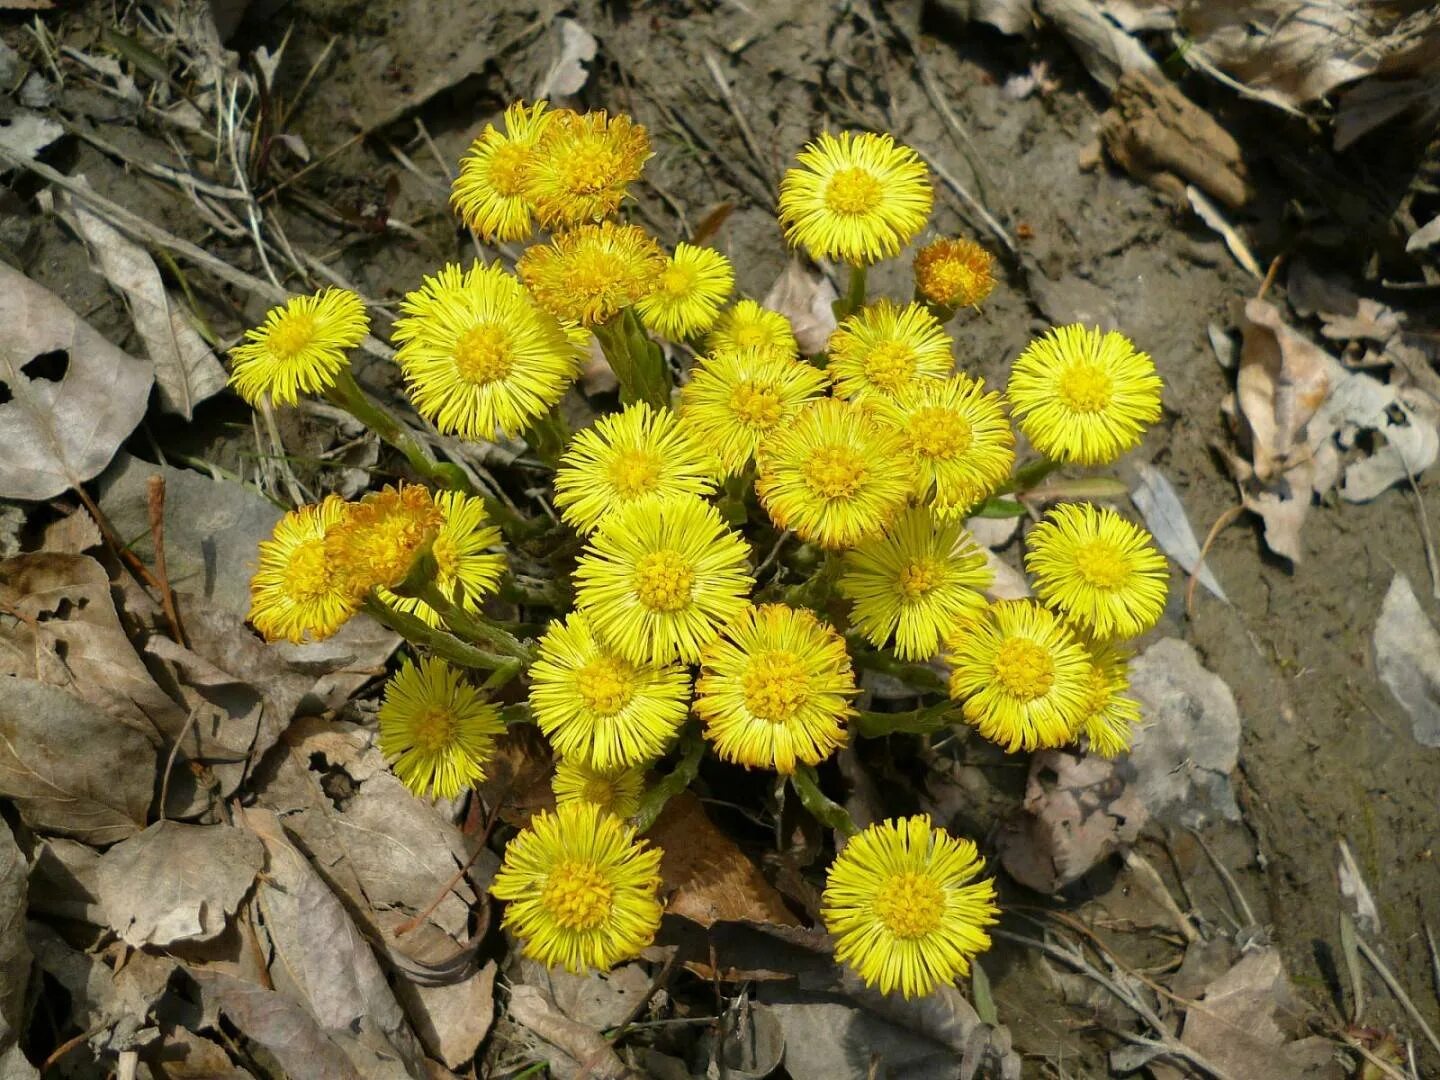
top-left (649, 792), bottom-right (798, 928)
top-left (0, 821), bottom-right (29, 1069)
top-left (393, 954), bottom-right (495, 1069)
top-left (1374, 573), bottom-right (1440, 747)
top-left (1131, 463), bottom-right (1227, 601)
top-left (762, 259), bottom-right (837, 355)
top-left (475, 726), bottom-right (556, 826)
top-left (507, 984), bottom-right (629, 1080)
top-left (0, 262), bottom-right (153, 501)
top-left (1237, 299), bottom-right (1333, 482)
top-left (191, 971), bottom-right (363, 1080)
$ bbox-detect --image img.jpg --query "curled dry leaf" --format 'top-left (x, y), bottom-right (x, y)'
top-left (95, 820), bottom-right (265, 947)
top-left (1130, 463), bottom-right (1227, 602)
top-left (1373, 573), bottom-right (1440, 747)
top-left (0, 262), bottom-right (153, 501)
top-left (762, 258), bottom-right (838, 356)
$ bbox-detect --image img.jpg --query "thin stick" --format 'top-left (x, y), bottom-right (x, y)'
top-left (145, 475), bottom-right (188, 646)
top-left (1185, 826), bottom-right (1258, 928)
top-left (702, 49), bottom-right (773, 188)
top-left (393, 793), bottom-right (506, 937)
top-left (72, 485), bottom-right (165, 596)
top-left (1356, 935), bottom-right (1440, 1059)
top-left (1121, 848), bottom-right (1198, 943)
top-left (1187, 504), bottom-right (1245, 620)
top-left (158, 708), bottom-right (200, 822)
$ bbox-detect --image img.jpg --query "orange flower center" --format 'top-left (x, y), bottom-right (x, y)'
top-left (575, 656), bottom-right (635, 717)
top-left (908, 406), bottom-right (972, 460)
top-left (802, 444), bottom-right (868, 499)
top-left (557, 142), bottom-right (620, 197)
top-left (992, 637), bottom-right (1055, 701)
top-left (1073, 540), bottom-right (1128, 589)
top-left (862, 341), bottom-right (916, 393)
top-left (453, 323), bottom-right (514, 384)
top-left (742, 649), bottom-right (809, 722)
top-left (1057, 362), bottom-right (1113, 414)
top-left (487, 142), bottom-right (531, 196)
top-left (729, 382), bottom-right (784, 429)
top-left (541, 860), bottom-right (614, 931)
top-left (632, 549), bottom-right (694, 612)
top-left (873, 871), bottom-right (945, 938)
top-left (897, 558), bottom-right (944, 601)
top-left (608, 449), bottom-right (662, 497)
top-left (267, 312), bottom-right (317, 361)
top-left (825, 167), bottom-right (883, 216)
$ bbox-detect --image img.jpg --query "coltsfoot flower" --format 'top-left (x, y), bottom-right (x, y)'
top-left (451, 100), bottom-right (553, 242)
top-left (821, 815), bottom-right (999, 998)
top-left (779, 131), bottom-right (933, 265)
top-left (518, 222), bottom-right (665, 327)
top-left (529, 612), bottom-right (692, 770)
top-left (325, 483), bottom-right (444, 597)
top-left (248, 495), bottom-right (357, 643)
top-left (827, 300), bottom-right (953, 402)
top-left (229, 288), bottom-right (368, 407)
top-left (678, 348), bottom-right (830, 478)
top-left (913, 237), bottom-right (997, 310)
top-left (695, 604), bottom-right (856, 774)
top-left (392, 262), bottom-right (587, 441)
top-left (1076, 642), bottom-right (1143, 757)
top-left (552, 758), bottom-right (645, 820)
top-left (573, 494), bottom-right (754, 665)
top-left (1006, 325), bottom-right (1162, 465)
top-left (755, 398), bottom-right (911, 550)
top-left (378, 657), bottom-right (504, 799)
top-left (490, 802), bottom-right (663, 972)
top-left (553, 402), bottom-right (717, 535)
top-left (636, 243), bottom-right (735, 340)
top-left (840, 508), bottom-right (992, 661)
top-left (377, 490), bottom-right (506, 627)
top-left (871, 375), bottom-right (1015, 518)
top-left (705, 299), bottom-right (800, 361)
top-left (1024, 502), bottom-right (1168, 640)
top-left (523, 109), bottom-right (651, 228)
top-left (945, 599), bottom-right (1091, 752)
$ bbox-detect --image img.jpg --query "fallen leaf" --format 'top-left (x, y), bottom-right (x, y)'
top-left (27, 837), bottom-right (103, 924)
top-left (1237, 299), bottom-right (1334, 482)
top-left (762, 259), bottom-right (838, 356)
top-left (95, 820), bottom-right (264, 947)
top-left (149, 1025), bottom-right (252, 1079)
top-left (0, 820), bottom-right (30, 1068)
top-left (1328, 378), bottom-right (1440, 503)
top-left (507, 983), bottom-right (628, 1080)
top-left (0, 262), bottom-right (154, 501)
top-left (1373, 574), bottom-right (1440, 747)
top-left (649, 792), bottom-right (798, 928)
top-left (1034, 0), bottom-right (1162, 93)
top-left (519, 959), bottom-right (652, 1030)
top-left (533, 17), bottom-right (597, 98)
top-left (933, 0), bottom-right (1035, 36)
top-left (1407, 213), bottom-right (1440, 254)
top-left (1336, 839), bottom-right (1381, 937)
top-left (697, 998), bottom-right (785, 1079)
top-left (0, 110), bottom-right (63, 161)
top-left (0, 677), bottom-right (155, 844)
top-left (396, 957), bottom-right (495, 1070)
top-left (58, 186), bottom-right (227, 418)
top-left (983, 549), bottom-right (1031, 599)
top-left (1130, 463), bottom-right (1227, 601)
top-left (191, 971), bottom-right (363, 1080)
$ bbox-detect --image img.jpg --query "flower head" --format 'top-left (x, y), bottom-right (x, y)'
top-left (325, 483), bottom-right (444, 597)
top-left (778, 131), bottom-right (933, 265)
top-left (530, 612), bottom-right (691, 770)
top-left (248, 496), bottom-right (358, 642)
top-left (518, 222), bottom-right (665, 327)
top-left (573, 494), bottom-right (754, 665)
top-left (913, 238), bottom-right (997, 310)
top-left (392, 262), bottom-right (587, 441)
top-left (755, 398), bottom-right (912, 550)
top-left (552, 759), bottom-right (645, 820)
top-left (378, 657), bottom-right (504, 799)
top-left (706, 300), bottom-right (799, 361)
top-left (1007, 325), bottom-right (1162, 466)
top-left (840, 508), bottom-right (992, 661)
top-left (523, 110), bottom-right (651, 228)
top-left (945, 599), bottom-right (1091, 752)
top-left (451, 100), bottom-right (553, 242)
top-left (827, 300), bottom-right (952, 402)
top-left (871, 375), bottom-right (1015, 517)
top-left (695, 604), bottom-right (855, 773)
top-left (678, 349), bottom-right (830, 478)
top-left (822, 816), bottom-right (998, 998)
top-left (554, 402), bottom-right (717, 535)
top-left (229, 288), bottom-right (368, 407)
top-left (635, 243), bottom-right (735, 340)
top-left (377, 490), bottom-right (506, 627)
top-left (1077, 642), bottom-right (1142, 757)
top-left (490, 802), bottom-right (663, 972)
top-left (1024, 503), bottom-right (1168, 640)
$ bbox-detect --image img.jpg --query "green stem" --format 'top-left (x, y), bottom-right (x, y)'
top-left (783, 550), bottom-right (843, 612)
top-left (634, 724), bottom-right (706, 831)
top-left (915, 286), bottom-right (956, 325)
top-left (414, 581), bottom-right (534, 663)
top-left (360, 594), bottom-right (514, 671)
top-left (998, 456), bottom-right (1060, 496)
top-left (854, 700), bottom-right (958, 738)
top-left (717, 466), bottom-right (753, 526)
top-left (525, 407), bottom-right (571, 468)
top-left (592, 308), bottom-right (670, 409)
top-left (846, 638), bottom-right (949, 695)
top-left (790, 764), bottom-right (859, 839)
top-left (499, 702), bottom-right (534, 726)
top-left (832, 264), bottom-right (868, 323)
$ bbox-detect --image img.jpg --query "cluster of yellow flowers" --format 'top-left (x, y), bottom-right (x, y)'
top-left (231, 100), bottom-right (1168, 998)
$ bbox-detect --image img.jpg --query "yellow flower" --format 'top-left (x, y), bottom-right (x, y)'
top-left (518, 222), bottom-right (665, 327)
top-left (1077, 642), bottom-right (1142, 757)
top-left (573, 494), bottom-right (754, 665)
top-left (325, 483), bottom-right (444, 597)
top-left (552, 759), bottom-right (645, 820)
top-left (695, 604), bottom-right (855, 774)
top-left (377, 490), bottom-right (506, 627)
top-left (635, 243), bottom-right (735, 340)
top-left (490, 802), bottom-right (663, 973)
top-left (755, 398), bottom-right (912, 550)
top-left (392, 262), bottom-right (587, 441)
top-left (248, 495), bottom-right (358, 643)
top-left (530, 612), bottom-right (691, 770)
top-left (913, 237), bottom-right (997, 310)
top-left (523, 110), bottom-right (651, 229)
top-left (871, 375), bottom-right (1015, 518)
top-left (229, 288), bottom-right (368, 407)
top-left (778, 131), bottom-right (933, 266)
top-left (821, 816), bottom-right (998, 998)
top-left (678, 348), bottom-right (830, 478)
top-left (1024, 502), bottom-right (1168, 640)
top-left (377, 656), bottom-right (504, 799)
top-left (1006, 325), bottom-right (1162, 466)
top-left (945, 599), bottom-right (1091, 752)
top-left (451, 100), bottom-right (553, 242)
top-left (706, 299), bottom-right (799, 361)
top-left (553, 402), bottom-right (717, 535)
top-left (827, 300), bottom-right (952, 402)
top-left (839, 508), bottom-right (992, 661)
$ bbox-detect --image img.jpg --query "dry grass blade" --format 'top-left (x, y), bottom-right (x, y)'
top-left (1356, 935), bottom-right (1440, 1059)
